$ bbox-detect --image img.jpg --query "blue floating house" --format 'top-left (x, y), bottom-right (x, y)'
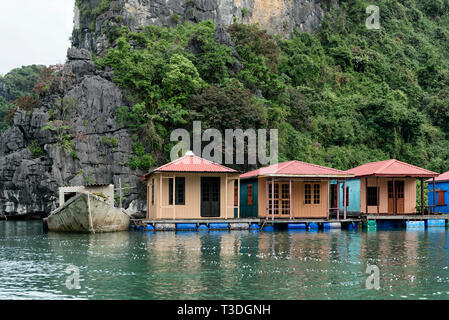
top-left (427, 170), bottom-right (449, 214)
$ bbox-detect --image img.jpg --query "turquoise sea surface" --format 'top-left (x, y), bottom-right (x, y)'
top-left (1, 221), bottom-right (449, 300)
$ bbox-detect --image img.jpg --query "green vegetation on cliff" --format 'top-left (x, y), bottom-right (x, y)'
top-left (93, 0), bottom-right (449, 172)
top-left (0, 65), bottom-right (44, 133)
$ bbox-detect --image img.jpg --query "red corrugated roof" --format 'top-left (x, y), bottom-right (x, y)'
top-left (347, 159), bottom-right (438, 178)
top-left (240, 160), bottom-right (351, 179)
top-left (143, 152), bottom-right (237, 180)
top-left (426, 170), bottom-right (449, 183)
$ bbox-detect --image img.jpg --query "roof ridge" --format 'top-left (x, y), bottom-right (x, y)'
top-left (290, 160), bottom-right (346, 173)
top-left (153, 154), bottom-right (237, 173)
top-left (375, 159), bottom-right (397, 174)
top-left (274, 160), bottom-right (298, 173)
top-left (389, 159), bottom-right (438, 174)
top-left (348, 159), bottom-right (389, 172)
top-left (240, 161), bottom-right (292, 178)
top-left (194, 155), bottom-right (237, 171)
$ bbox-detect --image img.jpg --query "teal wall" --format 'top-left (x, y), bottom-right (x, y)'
top-left (240, 178), bottom-right (258, 218)
top-left (330, 179), bottom-right (361, 215)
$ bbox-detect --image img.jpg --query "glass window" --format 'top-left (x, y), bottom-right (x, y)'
top-left (313, 184), bottom-right (320, 204)
top-left (247, 184), bottom-right (253, 206)
top-left (169, 178), bottom-right (173, 205)
top-left (305, 184), bottom-right (311, 204)
top-left (176, 177), bottom-right (186, 205)
top-left (367, 187), bottom-right (378, 206)
top-left (234, 183), bottom-right (238, 207)
top-left (346, 187), bottom-right (349, 206)
top-left (151, 179), bottom-right (154, 205)
top-left (438, 191), bottom-right (445, 206)
top-left (169, 178), bottom-right (186, 205)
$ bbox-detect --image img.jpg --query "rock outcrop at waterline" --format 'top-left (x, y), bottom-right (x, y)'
top-left (0, 48), bottom-right (146, 218)
top-left (73, 0), bottom-right (327, 55)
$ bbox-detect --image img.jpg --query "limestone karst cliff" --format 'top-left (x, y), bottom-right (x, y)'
top-left (73, 0), bottom-right (327, 55)
top-left (0, 49), bottom-right (146, 218)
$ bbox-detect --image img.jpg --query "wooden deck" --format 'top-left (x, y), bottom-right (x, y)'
top-left (132, 217), bottom-right (361, 227)
top-left (365, 214), bottom-right (449, 221)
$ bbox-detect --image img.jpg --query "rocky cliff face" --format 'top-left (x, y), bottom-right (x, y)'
top-left (0, 0), bottom-right (330, 218)
top-left (73, 0), bottom-right (327, 55)
top-left (0, 48), bottom-right (146, 218)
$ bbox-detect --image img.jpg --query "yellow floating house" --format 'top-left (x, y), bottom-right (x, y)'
top-left (143, 151), bottom-right (240, 220)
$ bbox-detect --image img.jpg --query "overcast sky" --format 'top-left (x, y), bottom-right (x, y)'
top-left (0, 0), bottom-right (74, 75)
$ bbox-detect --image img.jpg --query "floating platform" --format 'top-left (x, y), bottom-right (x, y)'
top-left (131, 218), bottom-right (362, 232)
top-left (131, 215), bottom-right (449, 232)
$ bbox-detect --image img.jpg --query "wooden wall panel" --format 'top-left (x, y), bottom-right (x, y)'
top-left (360, 177), bottom-right (417, 214)
top-left (257, 177), bottom-right (328, 218)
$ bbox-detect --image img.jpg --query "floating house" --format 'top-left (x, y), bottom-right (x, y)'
top-left (239, 161), bottom-right (353, 219)
top-left (345, 159), bottom-right (438, 215)
top-left (427, 170), bottom-right (449, 214)
top-left (143, 151), bottom-right (240, 220)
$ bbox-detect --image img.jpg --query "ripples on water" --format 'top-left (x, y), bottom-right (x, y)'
top-left (1, 221), bottom-right (449, 300)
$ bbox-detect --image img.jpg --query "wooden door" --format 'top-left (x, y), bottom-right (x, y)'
top-left (388, 181), bottom-right (405, 214)
top-left (330, 184), bottom-right (338, 210)
top-left (201, 177), bottom-right (221, 218)
top-left (388, 182), bottom-right (393, 213)
top-left (396, 181), bottom-right (404, 213)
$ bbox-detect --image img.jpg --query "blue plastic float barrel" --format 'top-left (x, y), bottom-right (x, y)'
top-left (427, 219), bottom-right (445, 227)
top-left (406, 221), bottom-right (425, 229)
top-left (198, 224), bottom-right (209, 231)
top-left (347, 222), bottom-right (358, 230)
top-left (308, 222), bottom-right (319, 230)
top-left (230, 223), bottom-right (250, 230)
top-left (145, 224), bottom-right (155, 231)
top-left (250, 223), bottom-right (260, 230)
top-left (209, 223), bottom-right (229, 230)
top-left (367, 220), bottom-right (377, 229)
top-left (262, 225), bottom-right (274, 232)
top-left (155, 223), bottom-right (176, 231)
top-left (323, 222), bottom-right (341, 230)
top-left (176, 223), bottom-right (197, 231)
top-left (288, 223), bottom-right (307, 229)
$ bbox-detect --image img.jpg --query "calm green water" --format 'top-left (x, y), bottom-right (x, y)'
top-left (1, 221), bottom-right (449, 300)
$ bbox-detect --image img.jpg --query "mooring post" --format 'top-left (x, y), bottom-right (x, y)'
top-left (119, 178), bottom-right (122, 209)
top-left (433, 177), bottom-right (436, 215)
top-left (421, 178), bottom-right (424, 216)
top-left (344, 179), bottom-right (347, 220)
